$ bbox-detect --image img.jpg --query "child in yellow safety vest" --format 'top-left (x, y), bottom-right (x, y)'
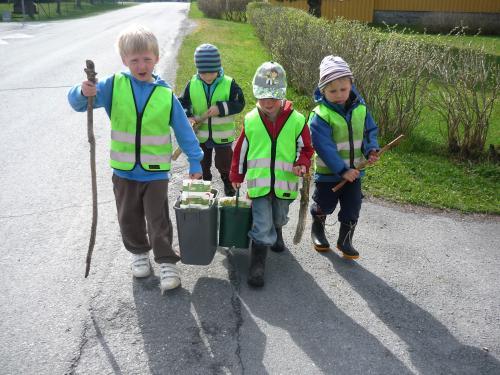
top-left (179, 43), bottom-right (245, 196)
top-left (230, 62), bottom-right (313, 288)
top-left (68, 25), bottom-right (203, 294)
top-left (309, 56), bottom-right (380, 259)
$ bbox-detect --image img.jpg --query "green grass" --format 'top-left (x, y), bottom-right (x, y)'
top-left (417, 34), bottom-right (500, 56)
top-left (0, 1), bottom-right (136, 22)
top-left (177, 2), bottom-right (500, 214)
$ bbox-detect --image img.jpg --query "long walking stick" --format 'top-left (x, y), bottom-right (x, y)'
top-left (293, 171), bottom-right (311, 244)
top-left (332, 134), bottom-right (404, 193)
top-left (84, 60), bottom-right (98, 278)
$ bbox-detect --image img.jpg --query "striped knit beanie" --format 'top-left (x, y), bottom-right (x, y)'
top-left (318, 55), bottom-right (353, 90)
top-left (194, 43), bottom-right (222, 73)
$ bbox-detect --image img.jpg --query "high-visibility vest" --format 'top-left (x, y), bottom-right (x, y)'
top-left (189, 75), bottom-right (235, 144)
top-left (311, 103), bottom-right (367, 175)
top-left (110, 73), bottom-right (173, 171)
top-left (245, 108), bottom-right (305, 200)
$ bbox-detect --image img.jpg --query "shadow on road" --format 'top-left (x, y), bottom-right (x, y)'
top-left (324, 252), bottom-right (500, 375)
top-left (191, 277), bottom-right (267, 375)
top-left (218, 248), bottom-right (412, 374)
top-left (133, 275), bottom-right (245, 374)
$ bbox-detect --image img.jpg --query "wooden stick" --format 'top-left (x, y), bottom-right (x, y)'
top-left (172, 111), bottom-right (211, 161)
top-left (332, 134), bottom-right (404, 193)
top-left (293, 170), bottom-right (311, 244)
top-left (84, 60), bottom-right (98, 278)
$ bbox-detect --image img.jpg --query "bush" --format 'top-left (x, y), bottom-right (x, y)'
top-left (198, 0), bottom-right (253, 22)
top-left (248, 5), bottom-right (431, 140)
top-left (247, 5), bottom-right (500, 156)
top-left (429, 44), bottom-right (500, 159)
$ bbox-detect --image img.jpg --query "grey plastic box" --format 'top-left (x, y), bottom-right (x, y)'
top-left (174, 189), bottom-right (218, 265)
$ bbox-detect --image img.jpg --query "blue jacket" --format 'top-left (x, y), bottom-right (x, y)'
top-left (310, 85), bottom-right (379, 182)
top-left (68, 71), bottom-right (203, 181)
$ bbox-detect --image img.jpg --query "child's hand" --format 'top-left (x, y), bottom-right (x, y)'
top-left (232, 182), bottom-right (241, 190)
top-left (342, 168), bottom-right (360, 182)
top-left (81, 80), bottom-right (97, 97)
top-left (189, 173), bottom-right (202, 180)
top-left (188, 117), bottom-right (197, 126)
top-left (368, 150), bottom-right (379, 164)
top-left (293, 165), bottom-right (306, 176)
top-left (206, 105), bottom-right (220, 118)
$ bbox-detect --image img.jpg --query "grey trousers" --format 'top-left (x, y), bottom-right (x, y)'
top-left (112, 174), bottom-right (180, 264)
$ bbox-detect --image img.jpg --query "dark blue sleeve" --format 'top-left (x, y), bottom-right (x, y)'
top-left (362, 109), bottom-right (379, 157)
top-left (310, 113), bottom-right (349, 176)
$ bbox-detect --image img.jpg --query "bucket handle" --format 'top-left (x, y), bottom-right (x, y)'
top-left (235, 188), bottom-right (240, 208)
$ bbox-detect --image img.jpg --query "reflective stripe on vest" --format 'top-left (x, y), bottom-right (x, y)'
top-left (189, 75), bottom-right (235, 144)
top-left (244, 108), bottom-right (305, 200)
top-left (110, 73), bottom-right (173, 171)
top-left (311, 104), bottom-right (366, 175)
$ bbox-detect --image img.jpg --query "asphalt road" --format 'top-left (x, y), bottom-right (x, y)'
top-left (0, 3), bottom-right (499, 374)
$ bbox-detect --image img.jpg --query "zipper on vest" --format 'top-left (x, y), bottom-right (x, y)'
top-left (131, 85), bottom-right (156, 169)
top-left (270, 121), bottom-right (277, 194)
top-left (206, 83), bottom-right (213, 141)
top-left (347, 119), bottom-right (355, 168)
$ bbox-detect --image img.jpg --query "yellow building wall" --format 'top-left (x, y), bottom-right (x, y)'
top-left (322, 0), bottom-right (374, 22)
top-left (270, 0), bottom-right (500, 21)
top-left (374, 0), bottom-right (500, 13)
top-left (270, 0), bottom-right (309, 12)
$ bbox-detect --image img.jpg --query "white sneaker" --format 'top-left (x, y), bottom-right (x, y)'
top-left (159, 263), bottom-right (181, 294)
top-left (131, 252), bottom-right (151, 278)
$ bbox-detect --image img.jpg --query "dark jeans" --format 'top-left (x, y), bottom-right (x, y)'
top-left (200, 143), bottom-right (233, 181)
top-left (112, 174), bottom-right (180, 264)
top-left (310, 179), bottom-right (363, 224)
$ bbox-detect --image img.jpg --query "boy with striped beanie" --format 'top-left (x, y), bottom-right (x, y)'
top-left (309, 55), bottom-right (380, 259)
top-left (179, 43), bottom-right (245, 196)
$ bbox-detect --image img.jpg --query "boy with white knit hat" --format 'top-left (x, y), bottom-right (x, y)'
top-left (230, 61), bottom-right (313, 287)
top-left (179, 43), bottom-right (245, 196)
top-left (309, 55), bottom-right (379, 259)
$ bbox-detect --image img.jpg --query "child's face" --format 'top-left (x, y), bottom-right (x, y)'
top-left (323, 77), bottom-right (352, 105)
top-left (199, 72), bottom-right (218, 84)
top-left (258, 98), bottom-right (282, 119)
top-left (122, 50), bottom-right (159, 82)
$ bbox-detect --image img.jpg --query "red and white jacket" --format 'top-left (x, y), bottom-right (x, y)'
top-left (230, 100), bottom-right (314, 184)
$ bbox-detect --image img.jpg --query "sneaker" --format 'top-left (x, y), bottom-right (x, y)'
top-left (159, 263), bottom-right (181, 294)
top-left (131, 252), bottom-right (151, 278)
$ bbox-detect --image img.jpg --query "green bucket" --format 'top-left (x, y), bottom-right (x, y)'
top-left (218, 190), bottom-right (252, 249)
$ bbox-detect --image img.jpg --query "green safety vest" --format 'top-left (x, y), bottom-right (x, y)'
top-left (110, 73), bottom-right (173, 171)
top-left (190, 75), bottom-right (235, 144)
top-left (245, 108), bottom-right (305, 200)
top-left (311, 103), bottom-right (367, 175)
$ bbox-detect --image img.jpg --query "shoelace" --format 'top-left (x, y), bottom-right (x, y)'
top-left (132, 255), bottom-right (149, 267)
top-left (159, 264), bottom-right (179, 280)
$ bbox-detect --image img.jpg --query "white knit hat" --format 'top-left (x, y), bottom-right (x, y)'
top-left (318, 55), bottom-right (353, 90)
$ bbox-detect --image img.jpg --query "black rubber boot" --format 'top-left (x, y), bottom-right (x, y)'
top-left (221, 174), bottom-right (236, 197)
top-left (311, 215), bottom-right (330, 252)
top-left (270, 227), bottom-right (288, 253)
top-left (247, 242), bottom-right (268, 287)
top-left (337, 221), bottom-right (359, 259)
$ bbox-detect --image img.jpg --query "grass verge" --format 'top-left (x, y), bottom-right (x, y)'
top-left (176, 2), bottom-right (500, 215)
top-left (0, 1), bottom-right (136, 22)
